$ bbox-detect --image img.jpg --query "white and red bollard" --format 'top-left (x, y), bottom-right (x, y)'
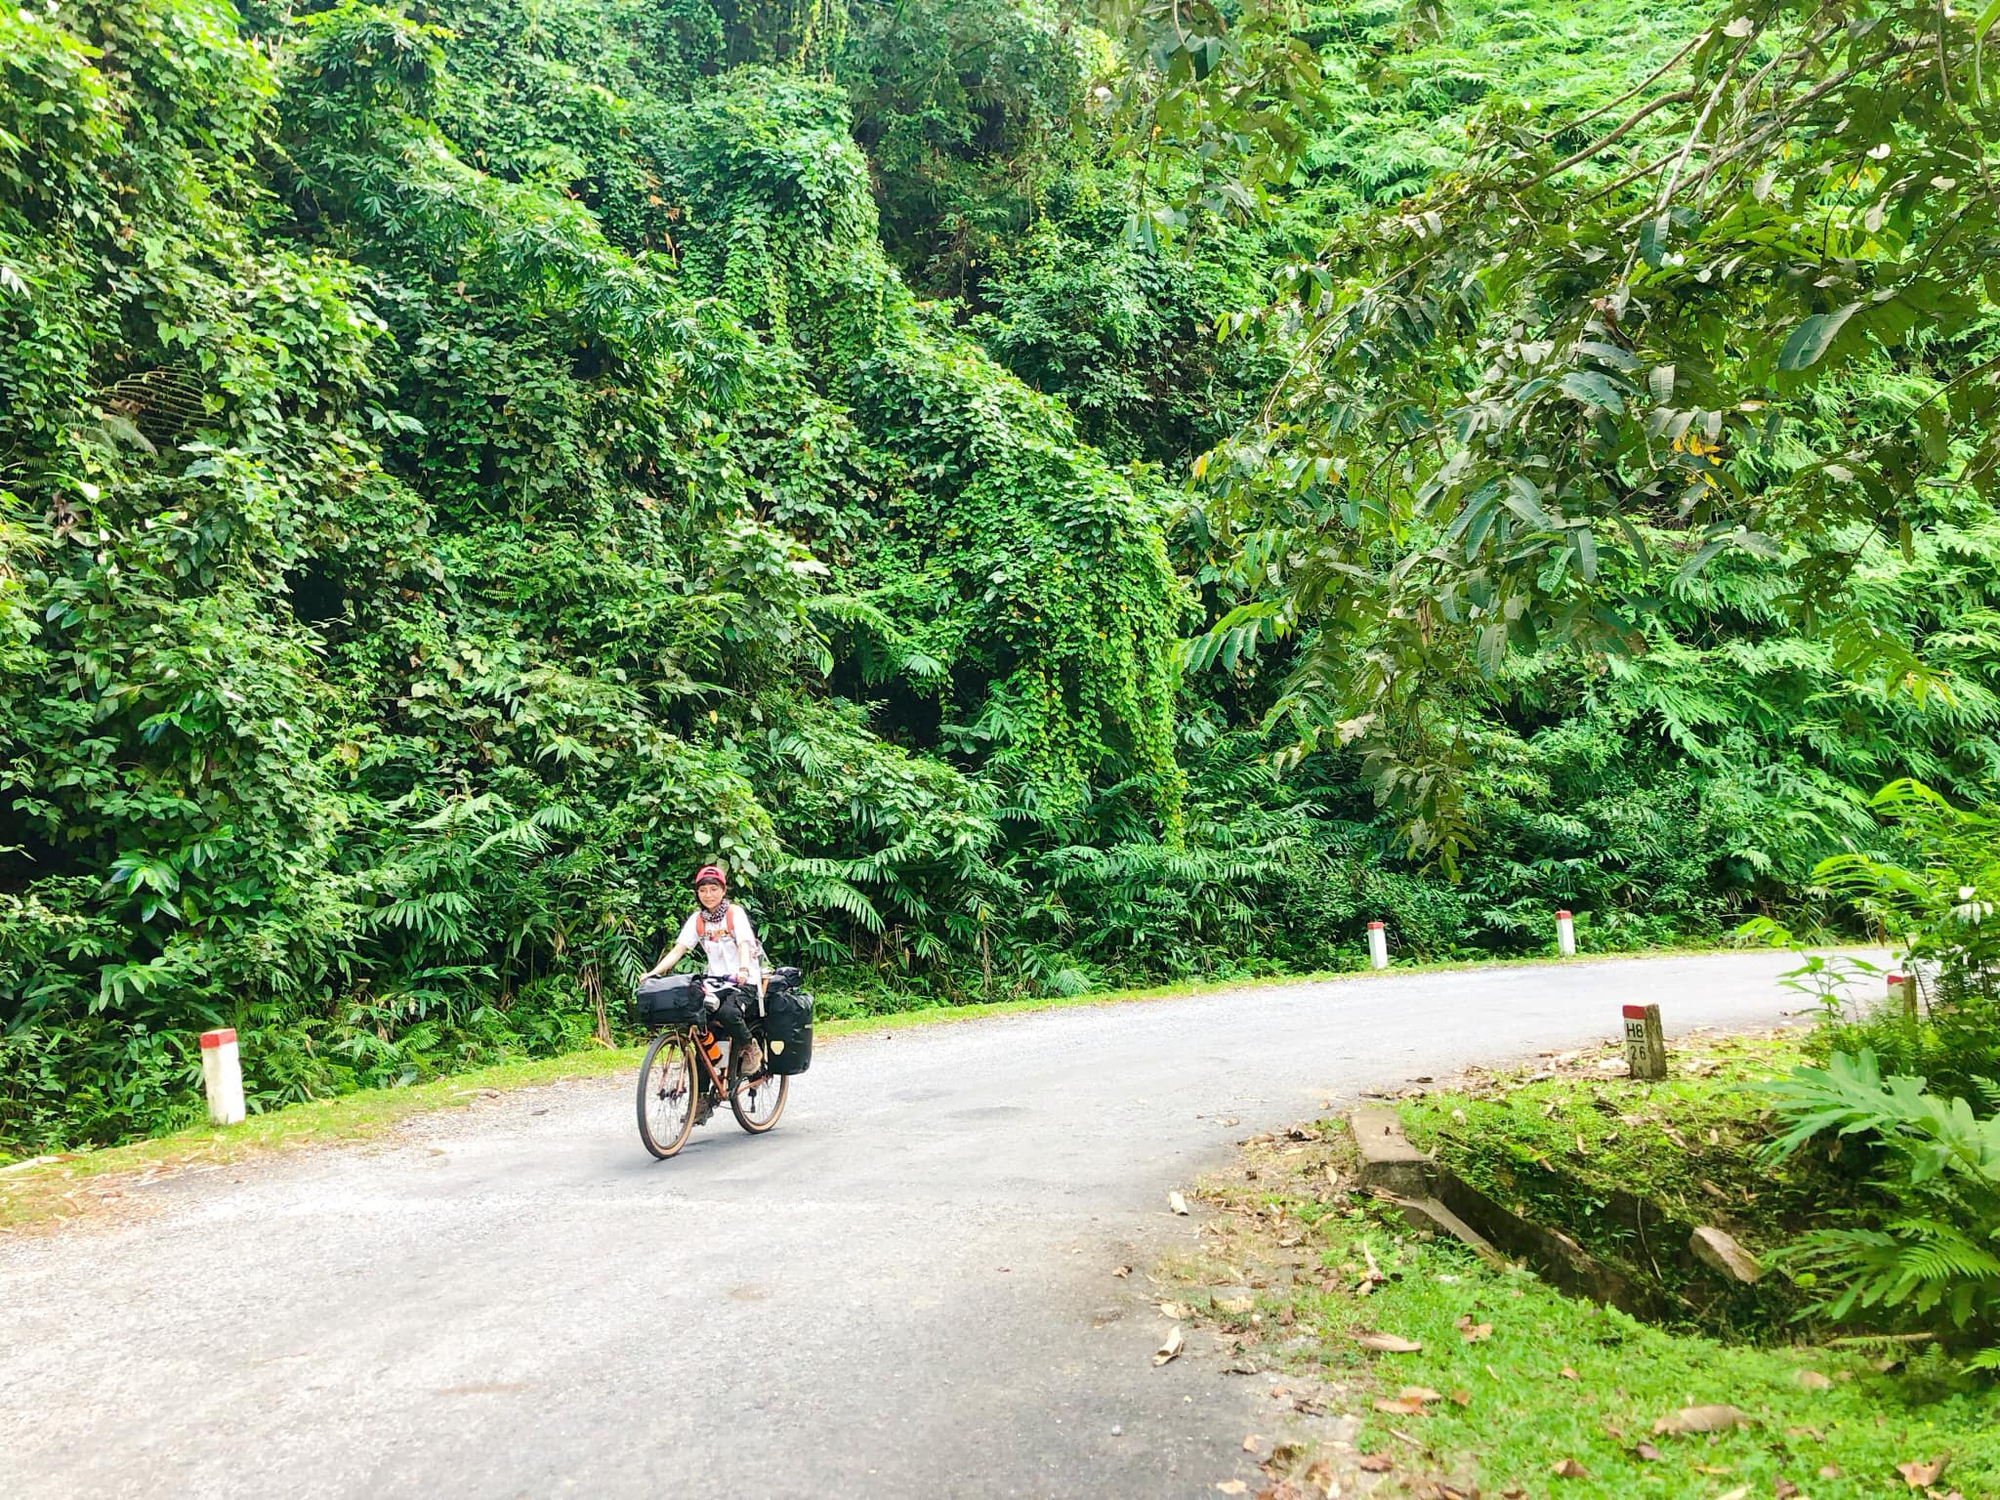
top-left (1367, 920), bottom-right (1389, 970)
top-left (1888, 972), bottom-right (1917, 1018)
top-left (199, 1028), bottom-right (245, 1126)
top-left (1556, 909), bottom-right (1576, 957)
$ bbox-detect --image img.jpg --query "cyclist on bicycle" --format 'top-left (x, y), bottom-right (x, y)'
top-left (642, 865), bottom-right (765, 1089)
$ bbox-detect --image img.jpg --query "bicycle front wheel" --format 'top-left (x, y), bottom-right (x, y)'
top-left (729, 1052), bottom-right (789, 1134)
top-left (636, 1031), bottom-right (699, 1159)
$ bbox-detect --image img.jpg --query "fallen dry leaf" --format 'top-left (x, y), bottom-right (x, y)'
top-left (1357, 1454), bottom-right (1394, 1473)
top-left (1216, 1296), bottom-right (1255, 1315)
top-left (1632, 1442), bottom-right (1663, 1462)
top-left (1653, 1404), bottom-right (1751, 1436)
top-left (1549, 1458), bottom-right (1589, 1479)
top-left (1558, 1365), bottom-right (1578, 1381)
top-left (1896, 1457), bottom-right (1946, 1488)
top-left (1455, 1316), bottom-right (1493, 1343)
top-left (1449, 1388), bottom-right (1472, 1407)
top-left (1112, 1265), bottom-right (1132, 1278)
top-left (1711, 1488), bottom-right (1749, 1500)
top-left (1154, 1326), bottom-right (1185, 1366)
top-left (1241, 1435), bottom-right (1260, 1452)
top-left (1795, 1369), bottom-right (1832, 1390)
top-left (1372, 1397), bottom-right (1428, 1417)
top-left (1786, 1426), bottom-right (1825, 1443)
top-left (1215, 1483), bottom-right (1248, 1496)
top-left (1169, 1191), bottom-right (1190, 1216)
top-left (1160, 1302), bottom-right (1193, 1320)
top-left (1354, 1330), bottom-right (1423, 1353)
top-left (1818, 1465), bottom-right (1842, 1480)
top-left (1398, 1386), bottom-right (1445, 1404)
top-left (1691, 1464), bottom-right (1734, 1475)
top-left (1774, 1480), bottom-right (1800, 1499)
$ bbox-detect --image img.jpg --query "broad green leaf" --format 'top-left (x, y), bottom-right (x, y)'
top-left (1777, 302), bottom-right (1862, 371)
top-left (1638, 212), bottom-right (1670, 268)
top-left (1559, 370), bottom-right (1625, 413)
top-left (1501, 474), bottom-right (1553, 530)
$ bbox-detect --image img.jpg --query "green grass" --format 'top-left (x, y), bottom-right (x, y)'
top-left (1396, 1029), bottom-right (1885, 1338)
top-left (1176, 1112), bottom-right (2000, 1499)
top-left (1319, 1226), bottom-right (2000, 1497)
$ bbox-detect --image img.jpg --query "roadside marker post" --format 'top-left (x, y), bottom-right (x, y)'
top-left (1366, 921), bottom-right (1389, 971)
top-left (1622, 1004), bottom-right (1667, 1081)
top-left (1555, 909), bottom-right (1576, 957)
top-left (199, 1028), bottom-right (246, 1126)
top-left (1888, 972), bottom-right (1917, 1018)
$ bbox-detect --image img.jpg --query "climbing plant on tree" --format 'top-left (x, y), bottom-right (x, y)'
top-left (654, 73), bottom-right (1190, 831)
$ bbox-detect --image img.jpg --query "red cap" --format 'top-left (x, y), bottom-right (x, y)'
top-left (1367, 920), bottom-right (1384, 930)
top-left (1556, 909), bottom-right (1572, 920)
top-left (199, 1028), bottom-right (237, 1049)
top-left (692, 864), bottom-right (726, 889)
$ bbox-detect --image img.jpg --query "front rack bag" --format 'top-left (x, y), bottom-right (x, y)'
top-left (633, 973), bottom-right (705, 1028)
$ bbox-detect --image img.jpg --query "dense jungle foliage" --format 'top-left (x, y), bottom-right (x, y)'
top-left (4, 0), bottom-right (1996, 1152)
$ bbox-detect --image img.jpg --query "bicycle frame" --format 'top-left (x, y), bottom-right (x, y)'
top-left (683, 1026), bottom-right (729, 1097)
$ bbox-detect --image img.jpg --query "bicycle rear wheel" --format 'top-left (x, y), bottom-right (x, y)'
top-left (636, 1031), bottom-right (699, 1159)
top-left (729, 1051), bottom-right (789, 1134)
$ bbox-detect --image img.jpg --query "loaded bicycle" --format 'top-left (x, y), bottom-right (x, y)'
top-left (633, 971), bottom-right (813, 1159)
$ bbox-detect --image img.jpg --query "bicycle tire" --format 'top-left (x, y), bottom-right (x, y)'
top-left (728, 1051), bottom-right (789, 1134)
top-left (636, 1031), bottom-right (699, 1159)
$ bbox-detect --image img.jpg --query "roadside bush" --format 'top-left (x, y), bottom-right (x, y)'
top-left (1764, 1049), bottom-right (2000, 1366)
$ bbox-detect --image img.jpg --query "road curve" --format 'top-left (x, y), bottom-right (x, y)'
top-left (0, 952), bottom-right (1827, 1499)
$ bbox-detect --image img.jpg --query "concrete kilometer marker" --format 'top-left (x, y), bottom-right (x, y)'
top-left (199, 1028), bottom-right (245, 1126)
top-left (1366, 920), bottom-right (1389, 971)
top-left (1555, 909), bottom-right (1576, 957)
top-left (1622, 1003), bottom-right (1667, 1081)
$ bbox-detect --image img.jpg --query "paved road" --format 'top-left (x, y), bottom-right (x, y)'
top-left (0, 953), bottom-right (1826, 1499)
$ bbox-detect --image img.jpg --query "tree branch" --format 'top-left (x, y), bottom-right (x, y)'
top-left (1535, 89), bottom-right (1700, 183)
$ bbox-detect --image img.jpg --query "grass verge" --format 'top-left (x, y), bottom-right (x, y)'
top-left (1394, 1027), bottom-right (1887, 1340)
top-left (1166, 1112), bottom-right (2000, 1497)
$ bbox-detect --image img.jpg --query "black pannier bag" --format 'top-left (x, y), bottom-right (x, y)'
top-left (633, 973), bottom-right (705, 1028)
top-left (761, 987), bottom-right (813, 1075)
top-left (765, 966), bottom-right (804, 995)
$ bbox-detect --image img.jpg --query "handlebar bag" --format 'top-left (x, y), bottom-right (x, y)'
top-left (633, 974), bottom-right (705, 1028)
top-left (762, 988), bottom-right (814, 1075)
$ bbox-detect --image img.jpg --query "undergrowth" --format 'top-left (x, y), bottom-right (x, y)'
top-left (1398, 1029), bottom-right (1888, 1340)
top-left (1168, 1113), bottom-right (2000, 1499)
